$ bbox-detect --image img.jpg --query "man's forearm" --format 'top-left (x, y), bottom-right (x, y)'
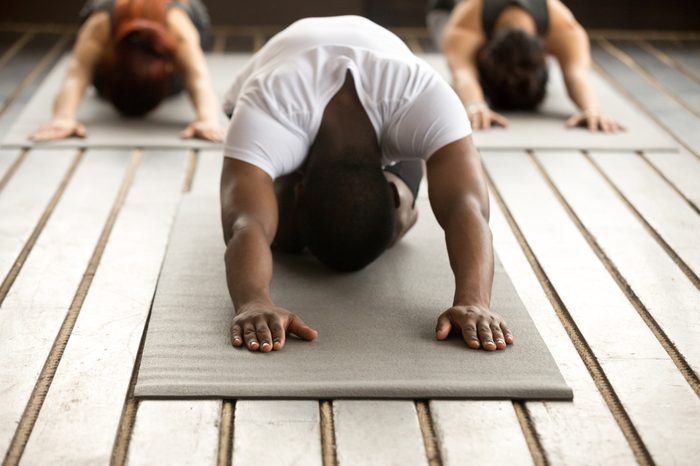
top-left (224, 221), bottom-right (274, 311)
top-left (444, 201), bottom-right (494, 309)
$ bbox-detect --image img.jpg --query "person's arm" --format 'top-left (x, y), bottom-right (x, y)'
top-left (168, 8), bottom-right (223, 142)
top-left (220, 158), bottom-right (318, 352)
top-left (443, 12), bottom-right (508, 130)
top-left (547, 3), bottom-right (624, 132)
top-left (426, 136), bottom-right (512, 351)
top-left (30, 12), bottom-right (110, 141)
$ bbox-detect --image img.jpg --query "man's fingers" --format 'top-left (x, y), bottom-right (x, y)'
top-left (435, 314), bottom-right (451, 340)
top-left (230, 324), bottom-right (243, 347)
top-left (460, 318), bottom-right (480, 349)
top-left (483, 113), bottom-right (492, 129)
top-left (287, 315), bottom-right (318, 341)
top-left (478, 321), bottom-right (496, 351)
top-left (491, 324), bottom-right (506, 350)
top-left (242, 322), bottom-right (259, 351)
top-left (270, 320), bottom-right (286, 350)
top-left (501, 322), bottom-right (514, 345)
top-left (255, 320), bottom-right (273, 353)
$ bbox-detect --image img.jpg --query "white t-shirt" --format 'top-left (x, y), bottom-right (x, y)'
top-left (223, 16), bottom-right (471, 179)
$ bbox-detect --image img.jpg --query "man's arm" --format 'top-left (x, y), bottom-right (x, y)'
top-left (426, 137), bottom-right (512, 351)
top-left (547, 3), bottom-right (624, 132)
top-left (30, 12), bottom-right (110, 141)
top-left (220, 158), bottom-right (318, 352)
top-left (169, 9), bottom-right (223, 142)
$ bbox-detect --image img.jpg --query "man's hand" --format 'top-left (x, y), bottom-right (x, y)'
top-left (30, 118), bottom-right (87, 142)
top-left (566, 109), bottom-right (625, 133)
top-left (230, 303), bottom-right (318, 352)
top-left (436, 305), bottom-right (513, 351)
top-left (466, 102), bottom-right (509, 130)
top-left (181, 120), bottom-right (224, 142)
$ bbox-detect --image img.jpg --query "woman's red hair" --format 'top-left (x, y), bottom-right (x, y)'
top-left (100, 0), bottom-right (179, 116)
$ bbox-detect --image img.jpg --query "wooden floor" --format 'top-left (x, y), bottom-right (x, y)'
top-left (0, 25), bottom-right (699, 466)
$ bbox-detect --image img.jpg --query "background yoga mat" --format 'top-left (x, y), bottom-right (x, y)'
top-left (135, 194), bottom-right (573, 400)
top-left (0, 54), bottom-right (249, 149)
top-left (419, 54), bottom-right (678, 151)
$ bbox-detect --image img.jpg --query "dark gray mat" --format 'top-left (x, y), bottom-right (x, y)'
top-left (135, 194), bottom-right (572, 400)
top-left (1, 54), bottom-right (249, 149)
top-left (419, 53), bottom-right (678, 151)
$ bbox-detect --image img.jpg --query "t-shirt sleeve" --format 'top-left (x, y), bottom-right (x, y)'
top-left (385, 75), bottom-right (472, 162)
top-left (223, 102), bottom-right (309, 179)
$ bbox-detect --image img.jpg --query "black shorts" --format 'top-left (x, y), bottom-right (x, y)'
top-left (384, 160), bottom-right (423, 206)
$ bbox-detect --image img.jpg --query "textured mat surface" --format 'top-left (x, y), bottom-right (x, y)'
top-left (135, 194), bottom-right (572, 400)
top-left (1, 54), bottom-right (248, 149)
top-left (419, 54), bottom-right (677, 151)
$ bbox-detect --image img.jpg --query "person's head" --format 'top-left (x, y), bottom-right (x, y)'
top-left (296, 155), bottom-right (396, 273)
top-left (477, 29), bottom-right (548, 110)
top-left (97, 22), bottom-right (177, 117)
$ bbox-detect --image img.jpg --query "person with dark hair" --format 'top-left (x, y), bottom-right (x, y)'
top-left (31, 0), bottom-right (223, 142)
top-left (221, 16), bottom-right (512, 354)
top-left (427, 0), bottom-right (624, 132)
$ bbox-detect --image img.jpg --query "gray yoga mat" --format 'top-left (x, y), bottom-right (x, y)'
top-left (1, 54), bottom-right (250, 149)
top-left (135, 194), bottom-right (573, 400)
top-left (419, 53), bottom-right (678, 151)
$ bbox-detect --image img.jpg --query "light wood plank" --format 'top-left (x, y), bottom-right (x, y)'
top-left (613, 40), bottom-right (700, 114)
top-left (232, 401), bottom-right (322, 466)
top-left (592, 42), bottom-right (700, 154)
top-left (127, 401), bottom-right (222, 466)
top-left (0, 150), bottom-right (131, 456)
top-left (488, 195), bottom-right (636, 464)
top-left (191, 150), bottom-right (223, 196)
top-left (333, 401), bottom-right (427, 466)
top-left (483, 150), bottom-right (700, 465)
top-left (0, 148), bottom-right (20, 181)
top-left (650, 40), bottom-right (700, 83)
top-left (590, 151), bottom-right (700, 278)
top-left (0, 149), bottom-right (76, 285)
top-left (643, 149), bottom-right (700, 209)
top-left (430, 401), bottom-right (533, 465)
top-left (21, 150), bottom-right (189, 465)
top-left (537, 150), bottom-right (700, 375)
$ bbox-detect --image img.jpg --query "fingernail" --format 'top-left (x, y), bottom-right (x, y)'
top-left (233, 337), bottom-right (241, 344)
top-left (262, 342), bottom-right (270, 349)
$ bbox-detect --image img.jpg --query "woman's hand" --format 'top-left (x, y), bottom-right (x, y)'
top-left (466, 102), bottom-right (509, 130)
top-left (566, 109), bottom-right (625, 133)
top-left (230, 302), bottom-right (318, 352)
top-left (181, 119), bottom-right (224, 142)
top-left (436, 305), bottom-right (513, 351)
top-left (30, 118), bottom-right (87, 142)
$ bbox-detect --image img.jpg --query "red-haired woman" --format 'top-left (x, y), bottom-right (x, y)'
top-left (31, 0), bottom-right (223, 142)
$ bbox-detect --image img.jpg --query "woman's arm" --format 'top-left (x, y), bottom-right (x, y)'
top-left (168, 8), bottom-right (223, 142)
top-left (30, 12), bottom-right (110, 141)
top-left (442, 3), bottom-right (509, 130)
top-left (547, 2), bottom-right (624, 132)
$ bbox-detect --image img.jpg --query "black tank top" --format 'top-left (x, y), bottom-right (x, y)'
top-left (482, 0), bottom-right (549, 38)
top-left (427, 0), bottom-right (549, 38)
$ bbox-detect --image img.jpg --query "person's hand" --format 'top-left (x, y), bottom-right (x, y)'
top-left (566, 109), bottom-right (625, 133)
top-left (181, 119), bottom-right (224, 142)
top-left (30, 118), bottom-right (87, 142)
top-left (466, 102), bottom-right (509, 130)
top-left (435, 305), bottom-right (513, 351)
top-left (230, 302), bottom-right (318, 352)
